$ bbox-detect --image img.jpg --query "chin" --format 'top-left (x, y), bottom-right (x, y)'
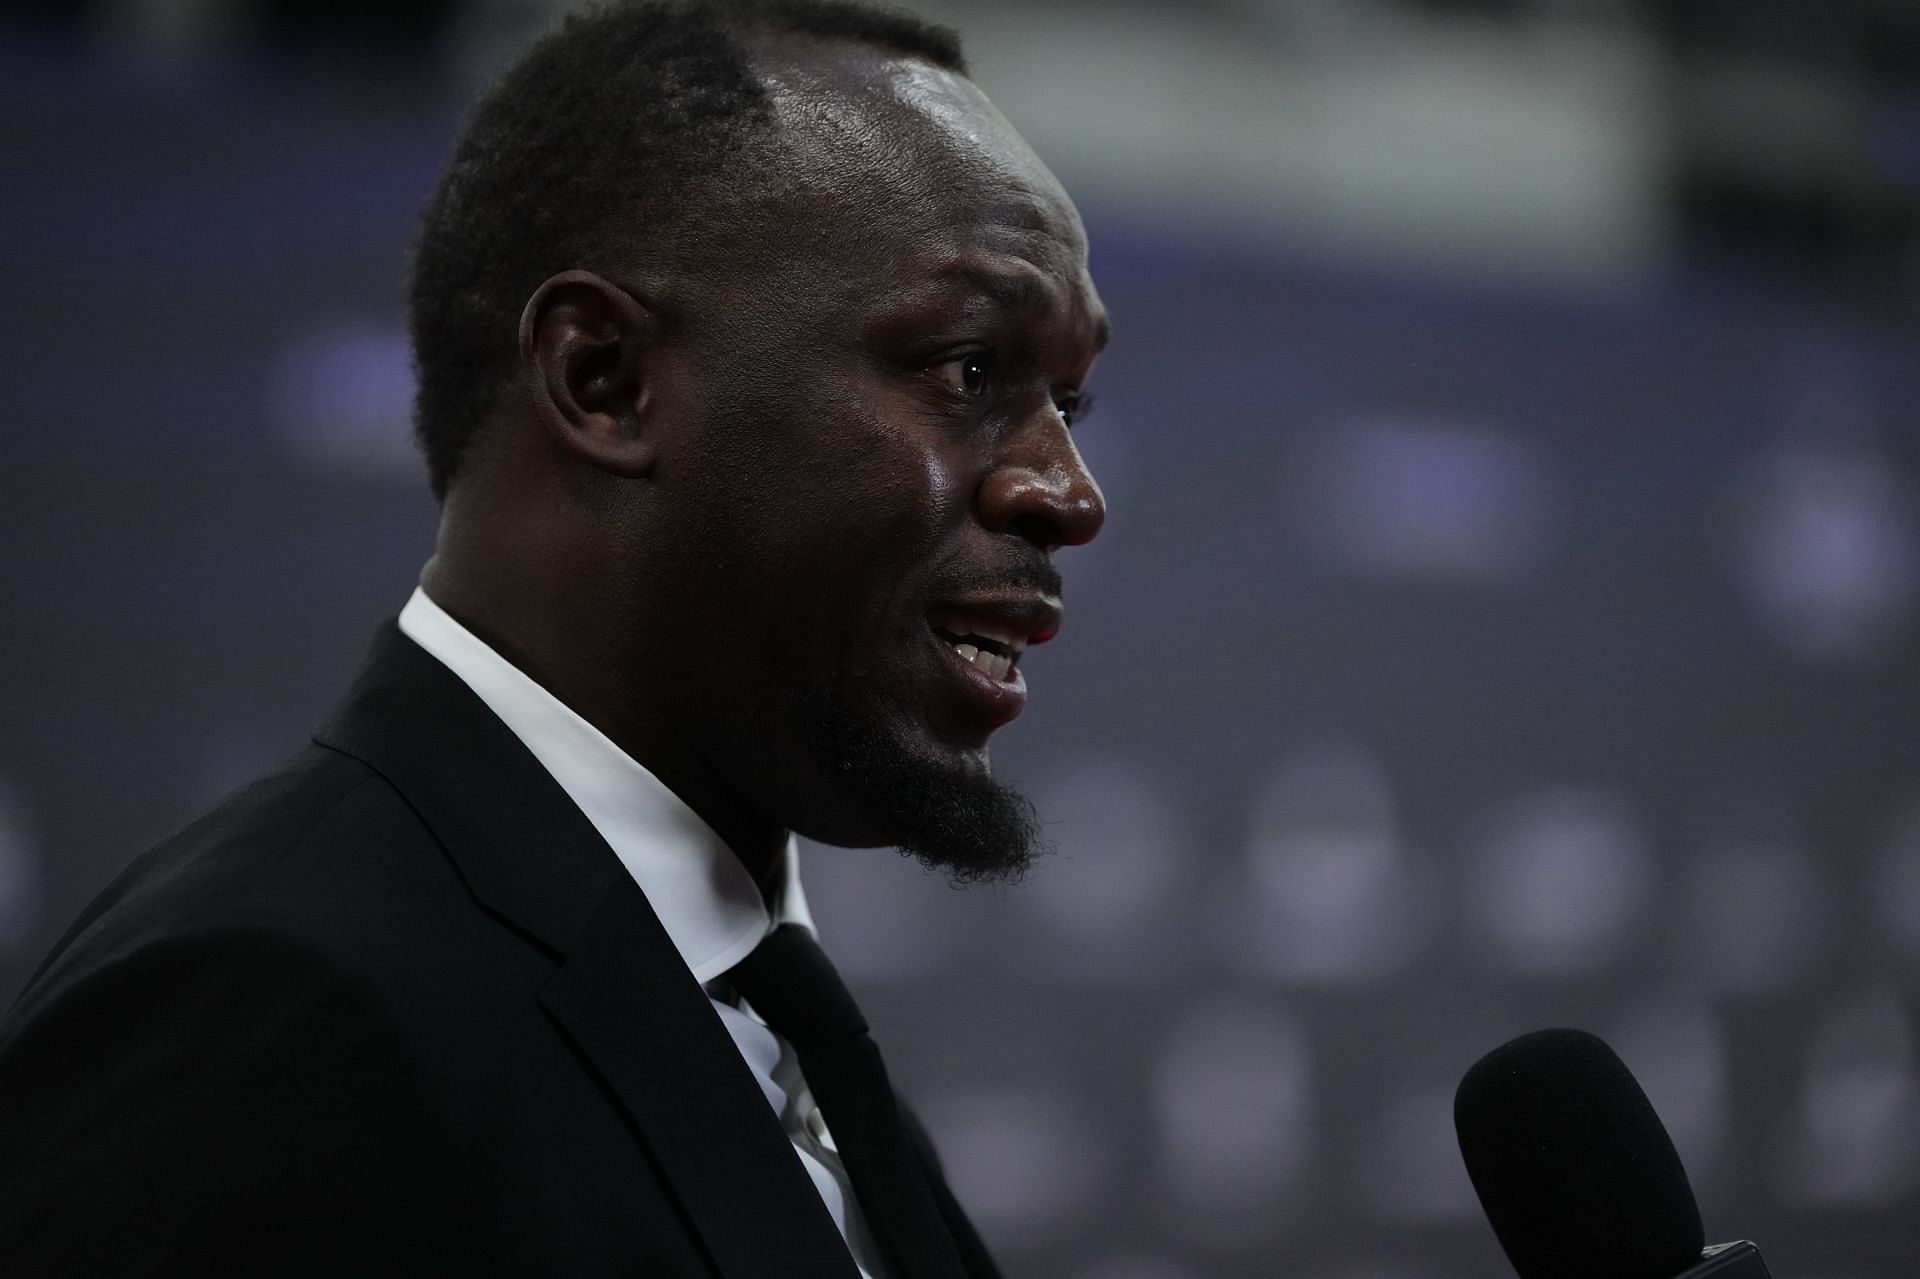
top-left (793, 687), bottom-right (1046, 884)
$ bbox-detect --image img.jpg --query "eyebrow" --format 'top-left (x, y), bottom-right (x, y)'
top-left (948, 263), bottom-right (1112, 354)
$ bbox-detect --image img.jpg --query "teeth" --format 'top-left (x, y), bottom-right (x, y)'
top-left (947, 639), bottom-right (1014, 681)
top-left (967, 623), bottom-right (1025, 653)
top-left (931, 612), bottom-right (1028, 655)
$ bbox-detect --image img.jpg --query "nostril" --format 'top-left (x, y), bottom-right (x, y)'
top-left (1005, 513), bottom-right (1058, 550)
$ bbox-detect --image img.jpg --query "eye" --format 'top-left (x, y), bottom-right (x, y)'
top-left (931, 352), bottom-right (993, 402)
top-left (1053, 388), bottom-right (1096, 428)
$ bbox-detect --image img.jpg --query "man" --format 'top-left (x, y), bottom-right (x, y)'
top-left (0, 0), bottom-right (1107, 1275)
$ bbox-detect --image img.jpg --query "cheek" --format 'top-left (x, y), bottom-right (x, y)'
top-left (913, 445), bottom-right (964, 521)
top-left (853, 434), bottom-right (971, 585)
top-left (802, 404), bottom-right (970, 546)
top-left (695, 376), bottom-right (975, 596)
top-left (801, 432), bottom-right (973, 652)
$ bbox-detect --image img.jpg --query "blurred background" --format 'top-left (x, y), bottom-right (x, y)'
top-left (4, 0), bottom-right (1919, 1276)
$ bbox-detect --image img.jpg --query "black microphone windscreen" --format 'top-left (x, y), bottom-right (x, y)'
top-left (1454, 1028), bottom-right (1706, 1279)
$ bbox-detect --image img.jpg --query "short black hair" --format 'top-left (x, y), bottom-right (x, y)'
top-left (407, 0), bottom-right (966, 500)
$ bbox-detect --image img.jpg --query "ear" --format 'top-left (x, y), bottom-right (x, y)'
top-left (518, 270), bottom-right (662, 478)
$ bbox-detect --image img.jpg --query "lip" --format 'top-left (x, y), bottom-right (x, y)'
top-left (921, 592), bottom-right (1062, 733)
top-left (924, 623), bottom-right (1028, 730)
top-left (928, 592), bottom-right (1064, 647)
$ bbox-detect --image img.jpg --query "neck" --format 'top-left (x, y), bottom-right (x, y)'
top-left (421, 511), bottom-right (790, 887)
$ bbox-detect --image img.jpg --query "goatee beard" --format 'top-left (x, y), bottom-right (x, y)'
top-left (797, 686), bottom-right (1047, 884)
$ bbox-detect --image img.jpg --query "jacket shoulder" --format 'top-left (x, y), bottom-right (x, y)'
top-left (18, 742), bottom-right (453, 1003)
top-left (0, 919), bottom-right (489, 1275)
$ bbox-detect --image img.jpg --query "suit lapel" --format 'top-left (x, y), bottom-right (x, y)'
top-left (315, 623), bottom-right (859, 1279)
top-left (543, 884), bottom-right (861, 1279)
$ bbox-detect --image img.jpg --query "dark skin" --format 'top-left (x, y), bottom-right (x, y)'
top-left (422, 36), bottom-right (1109, 891)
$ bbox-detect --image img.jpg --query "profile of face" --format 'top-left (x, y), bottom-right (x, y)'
top-left (674, 43), bottom-right (1108, 880)
top-left (524, 38), bottom-right (1109, 883)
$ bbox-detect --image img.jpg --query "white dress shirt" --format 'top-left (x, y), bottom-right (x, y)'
top-left (397, 587), bottom-right (887, 1279)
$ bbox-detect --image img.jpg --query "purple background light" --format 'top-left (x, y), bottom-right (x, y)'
top-left (3, 3), bottom-right (1919, 1276)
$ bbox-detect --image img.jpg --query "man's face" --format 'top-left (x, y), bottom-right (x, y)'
top-left (645, 43), bottom-right (1108, 880)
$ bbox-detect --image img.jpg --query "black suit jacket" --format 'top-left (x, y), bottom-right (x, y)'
top-left (0, 623), bottom-right (995, 1277)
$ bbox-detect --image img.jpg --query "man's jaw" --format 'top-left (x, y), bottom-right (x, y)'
top-left (796, 675), bottom-right (1047, 884)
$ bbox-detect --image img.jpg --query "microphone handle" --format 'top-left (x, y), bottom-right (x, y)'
top-left (1678, 1241), bottom-right (1772, 1278)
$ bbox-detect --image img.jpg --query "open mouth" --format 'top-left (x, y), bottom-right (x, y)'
top-left (929, 616), bottom-right (1026, 682)
top-left (918, 596), bottom-right (1061, 732)
top-left (925, 598), bottom-right (1058, 688)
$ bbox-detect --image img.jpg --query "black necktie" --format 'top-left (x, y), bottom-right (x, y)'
top-left (727, 925), bottom-right (972, 1279)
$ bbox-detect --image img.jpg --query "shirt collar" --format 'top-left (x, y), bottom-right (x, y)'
top-left (396, 586), bottom-right (812, 983)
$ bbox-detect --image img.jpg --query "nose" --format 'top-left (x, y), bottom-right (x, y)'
top-left (977, 410), bottom-right (1107, 551)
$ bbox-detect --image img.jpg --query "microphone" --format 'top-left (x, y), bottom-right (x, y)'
top-left (1453, 1028), bottom-right (1773, 1279)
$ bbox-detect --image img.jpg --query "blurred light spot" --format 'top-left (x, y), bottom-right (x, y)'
top-left (1153, 996), bottom-right (1313, 1239)
top-left (1357, 1082), bottom-right (1478, 1224)
top-left (1774, 986), bottom-right (1920, 1208)
top-left (1674, 839), bottom-right (1827, 993)
top-left (1289, 417), bottom-right (1560, 586)
top-left (921, 1084), bottom-right (1103, 1238)
top-left (1735, 443), bottom-right (1918, 661)
top-left (1020, 757), bottom-right (1186, 982)
top-left (1609, 1001), bottom-right (1728, 1181)
top-left (1464, 786), bottom-right (1653, 978)
top-left (265, 318), bottom-right (420, 477)
top-left (1223, 746), bottom-right (1438, 986)
top-left (0, 779), bottom-right (44, 957)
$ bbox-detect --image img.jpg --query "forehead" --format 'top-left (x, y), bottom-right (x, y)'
top-left (737, 36), bottom-right (1096, 303)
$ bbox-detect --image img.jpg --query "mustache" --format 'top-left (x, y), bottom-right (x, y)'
top-left (930, 557), bottom-right (1064, 602)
